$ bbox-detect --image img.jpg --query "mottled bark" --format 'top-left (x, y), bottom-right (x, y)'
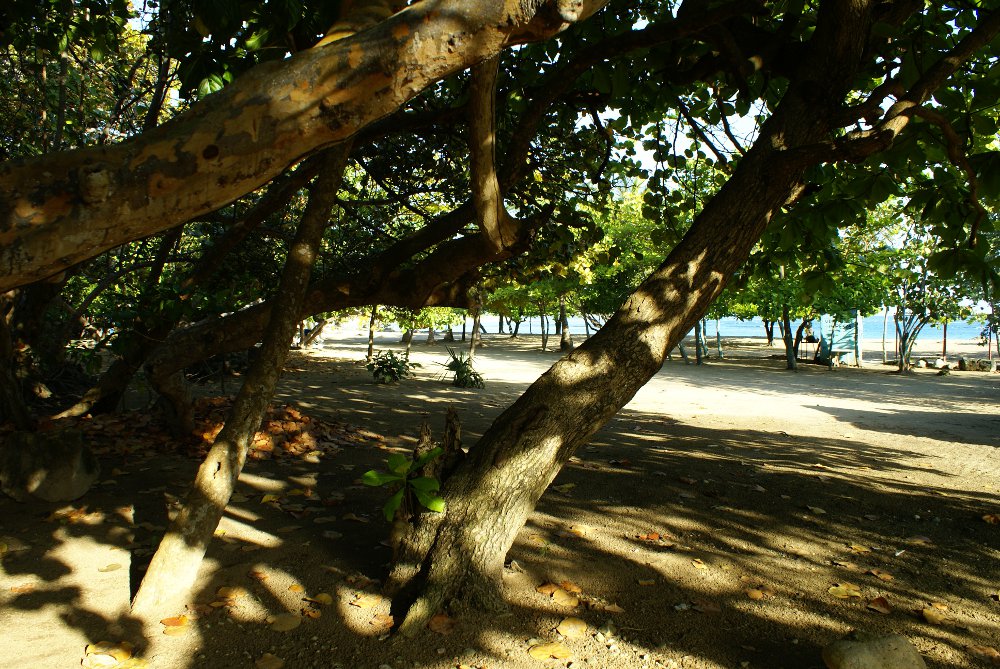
top-left (0, 0), bottom-right (607, 291)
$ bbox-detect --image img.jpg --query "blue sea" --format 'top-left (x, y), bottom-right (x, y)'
top-left (473, 312), bottom-right (988, 343)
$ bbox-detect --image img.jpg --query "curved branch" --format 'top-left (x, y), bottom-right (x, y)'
top-left (0, 0), bottom-right (607, 292)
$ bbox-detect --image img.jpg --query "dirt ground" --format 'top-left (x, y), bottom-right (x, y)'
top-left (1, 331), bottom-right (998, 669)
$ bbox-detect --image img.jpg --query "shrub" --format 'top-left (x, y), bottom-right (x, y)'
top-left (366, 350), bottom-right (416, 384)
top-left (441, 348), bottom-right (485, 388)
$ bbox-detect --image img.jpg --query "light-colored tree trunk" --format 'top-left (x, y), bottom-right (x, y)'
top-left (130, 148), bottom-right (348, 621)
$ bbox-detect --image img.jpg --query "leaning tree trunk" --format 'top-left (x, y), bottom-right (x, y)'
top-left (130, 148), bottom-right (347, 621)
top-left (389, 7), bottom-right (888, 631)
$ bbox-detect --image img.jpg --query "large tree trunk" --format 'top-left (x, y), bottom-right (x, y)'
top-left (130, 148), bottom-right (348, 621)
top-left (390, 3), bottom-right (894, 632)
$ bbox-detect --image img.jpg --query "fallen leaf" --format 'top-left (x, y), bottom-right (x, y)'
top-left (536, 583), bottom-right (558, 595)
top-left (828, 583), bottom-right (863, 599)
top-left (98, 563), bottom-right (122, 573)
top-left (603, 603), bottom-right (625, 614)
top-left (302, 608), bottom-right (321, 619)
top-left (983, 514), bottom-right (1000, 525)
top-left (637, 579), bottom-right (656, 586)
top-left (216, 586), bottom-right (247, 599)
top-left (556, 617), bottom-right (588, 638)
top-left (428, 613), bottom-right (456, 634)
top-left (10, 583), bottom-right (36, 594)
top-left (807, 506), bottom-right (827, 515)
top-left (159, 615), bottom-right (188, 627)
top-left (162, 626), bottom-right (188, 637)
top-left (906, 535), bottom-right (933, 545)
top-left (350, 593), bottom-right (382, 609)
top-left (527, 641), bottom-right (572, 660)
top-left (921, 607), bottom-right (947, 625)
top-left (268, 612), bottom-right (302, 632)
top-left (307, 593), bottom-right (333, 606)
top-left (849, 544), bottom-right (871, 554)
top-left (552, 483), bottom-right (575, 493)
top-left (552, 588), bottom-right (579, 607)
top-left (85, 641), bottom-right (133, 661)
top-left (255, 653), bottom-right (285, 669)
top-left (692, 558), bottom-right (707, 569)
top-left (288, 584), bottom-right (305, 593)
top-left (249, 570), bottom-right (269, 582)
top-left (81, 654), bottom-right (119, 668)
top-left (867, 596), bottom-right (892, 614)
top-left (559, 580), bottom-right (583, 594)
top-left (261, 494), bottom-right (281, 504)
top-left (746, 588), bottom-right (765, 601)
top-left (968, 645), bottom-right (1000, 664)
top-left (370, 613), bottom-right (394, 632)
top-left (866, 569), bottom-right (893, 581)
top-left (930, 601), bottom-right (949, 610)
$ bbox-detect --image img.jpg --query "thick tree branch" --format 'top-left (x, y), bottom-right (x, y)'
top-left (0, 0), bottom-right (608, 292)
top-left (468, 56), bottom-right (519, 250)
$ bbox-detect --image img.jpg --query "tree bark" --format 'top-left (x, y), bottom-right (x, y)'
top-left (0, 312), bottom-right (34, 429)
top-left (368, 307), bottom-right (379, 361)
top-left (781, 305), bottom-right (797, 371)
top-left (559, 295), bottom-right (574, 352)
top-left (130, 147), bottom-right (348, 620)
top-left (694, 320), bottom-right (704, 364)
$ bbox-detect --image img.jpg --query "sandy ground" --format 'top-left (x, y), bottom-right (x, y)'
top-left (1, 331), bottom-right (998, 669)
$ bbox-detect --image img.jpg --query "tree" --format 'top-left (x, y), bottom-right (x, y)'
top-left (2, 0), bottom-right (999, 632)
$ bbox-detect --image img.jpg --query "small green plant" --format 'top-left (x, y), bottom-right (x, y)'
top-left (361, 449), bottom-right (446, 521)
top-left (366, 349), bottom-right (417, 384)
top-left (440, 348), bottom-right (485, 388)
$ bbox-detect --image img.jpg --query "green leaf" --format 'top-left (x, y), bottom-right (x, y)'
top-left (412, 488), bottom-right (446, 513)
top-left (197, 73), bottom-right (226, 97)
top-left (387, 453), bottom-right (411, 475)
top-left (361, 470), bottom-right (403, 487)
top-left (408, 476), bottom-right (440, 493)
top-left (413, 447), bottom-right (443, 469)
top-left (382, 489), bottom-right (405, 522)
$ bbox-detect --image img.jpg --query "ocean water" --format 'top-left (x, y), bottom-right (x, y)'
top-left (474, 312), bottom-right (989, 343)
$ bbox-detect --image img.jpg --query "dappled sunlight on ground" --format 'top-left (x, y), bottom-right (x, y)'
top-left (1, 332), bottom-right (997, 668)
